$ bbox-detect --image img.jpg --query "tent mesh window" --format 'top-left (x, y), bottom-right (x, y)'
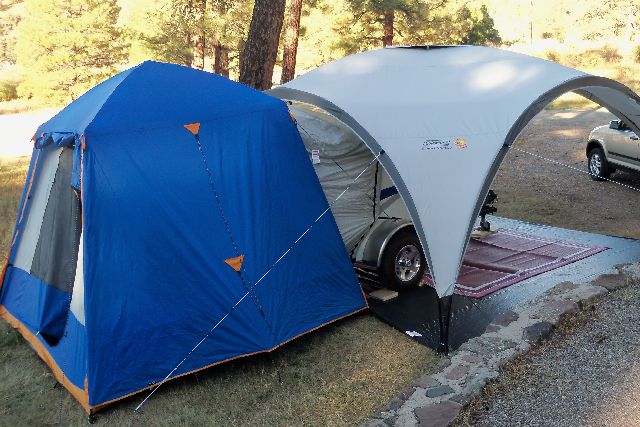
top-left (29, 147), bottom-right (82, 344)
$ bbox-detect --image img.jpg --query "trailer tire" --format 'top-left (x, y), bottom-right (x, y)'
top-left (380, 230), bottom-right (426, 291)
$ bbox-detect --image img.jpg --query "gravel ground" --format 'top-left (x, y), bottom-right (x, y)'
top-left (454, 280), bottom-right (640, 426)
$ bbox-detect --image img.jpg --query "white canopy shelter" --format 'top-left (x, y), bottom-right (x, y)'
top-left (270, 46), bottom-right (640, 298)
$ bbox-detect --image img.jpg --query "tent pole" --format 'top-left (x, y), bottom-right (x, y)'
top-left (437, 295), bottom-right (453, 354)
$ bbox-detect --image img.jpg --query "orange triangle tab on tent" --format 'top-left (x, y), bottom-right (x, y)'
top-left (184, 122), bottom-right (201, 136)
top-left (224, 255), bottom-right (244, 272)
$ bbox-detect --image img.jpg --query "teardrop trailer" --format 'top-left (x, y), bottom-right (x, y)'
top-left (281, 103), bottom-right (428, 291)
top-left (283, 103), bottom-right (501, 293)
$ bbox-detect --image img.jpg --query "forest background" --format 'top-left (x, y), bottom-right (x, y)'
top-left (1, 0), bottom-right (639, 108)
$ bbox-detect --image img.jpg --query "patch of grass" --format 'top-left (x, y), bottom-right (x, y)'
top-left (492, 185), bottom-right (640, 240)
top-left (0, 159), bottom-right (440, 425)
top-left (547, 93), bottom-right (599, 110)
top-left (0, 78), bottom-right (18, 102)
top-left (0, 314), bottom-right (439, 426)
top-left (0, 157), bottom-right (30, 265)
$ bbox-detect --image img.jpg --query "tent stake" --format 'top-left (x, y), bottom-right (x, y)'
top-left (437, 295), bottom-right (453, 354)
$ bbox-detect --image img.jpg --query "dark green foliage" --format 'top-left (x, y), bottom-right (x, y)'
top-left (458, 5), bottom-right (501, 46)
top-left (337, 0), bottom-right (435, 52)
top-left (139, 0), bottom-right (251, 75)
top-left (0, 76), bottom-right (19, 101)
top-left (142, 0), bottom-right (199, 66)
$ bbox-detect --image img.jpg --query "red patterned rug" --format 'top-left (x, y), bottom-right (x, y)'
top-left (422, 228), bottom-right (607, 298)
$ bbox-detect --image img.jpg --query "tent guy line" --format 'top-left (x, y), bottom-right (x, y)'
top-left (134, 150), bottom-right (384, 412)
top-left (190, 129), bottom-right (281, 346)
top-left (510, 146), bottom-right (640, 193)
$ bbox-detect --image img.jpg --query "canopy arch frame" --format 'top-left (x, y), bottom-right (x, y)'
top-left (465, 75), bottom-right (640, 274)
top-left (271, 74), bottom-right (640, 300)
top-left (269, 87), bottom-right (436, 275)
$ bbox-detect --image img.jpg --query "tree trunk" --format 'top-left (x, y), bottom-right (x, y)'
top-left (281, 0), bottom-right (303, 84)
top-left (214, 43), bottom-right (230, 77)
top-left (383, 9), bottom-right (394, 47)
top-left (192, 0), bottom-right (207, 70)
top-left (184, 33), bottom-right (193, 66)
top-left (239, 0), bottom-right (286, 90)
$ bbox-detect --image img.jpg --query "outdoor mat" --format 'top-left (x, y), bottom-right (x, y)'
top-left (421, 228), bottom-right (608, 298)
top-left (366, 218), bottom-right (640, 351)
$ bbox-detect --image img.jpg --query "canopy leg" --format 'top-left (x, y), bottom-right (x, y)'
top-left (438, 295), bottom-right (453, 354)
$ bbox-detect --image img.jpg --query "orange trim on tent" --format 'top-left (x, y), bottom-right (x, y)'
top-left (288, 110), bottom-right (297, 123)
top-left (85, 306), bottom-right (368, 413)
top-left (0, 306), bottom-right (91, 413)
top-left (358, 281), bottom-right (371, 310)
top-left (184, 122), bottom-right (201, 136)
top-left (224, 255), bottom-right (244, 272)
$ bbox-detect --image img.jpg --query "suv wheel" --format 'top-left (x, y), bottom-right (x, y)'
top-left (380, 230), bottom-right (426, 291)
top-left (588, 147), bottom-right (611, 181)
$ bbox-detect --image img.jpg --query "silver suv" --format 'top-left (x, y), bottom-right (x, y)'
top-left (587, 120), bottom-right (640, 180)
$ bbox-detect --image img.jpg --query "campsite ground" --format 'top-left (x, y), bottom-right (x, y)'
top-left (1, 106), bottom-right (640, 425)
top-left (453, 276), bottom-right (640, 426)
top-left (0, 160), bottom-right (439, 425)
top-left (494, 107), bottom-right (640, 240)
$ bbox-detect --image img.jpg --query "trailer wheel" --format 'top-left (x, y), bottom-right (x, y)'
top-left (380, 230), bottom-right (426, 291)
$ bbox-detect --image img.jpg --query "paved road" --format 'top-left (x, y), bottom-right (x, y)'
top-left (0, 109), bottom-right (57, 158)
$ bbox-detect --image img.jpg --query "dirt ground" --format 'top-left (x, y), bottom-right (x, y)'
top-left (493, 107), bottom-right (640, 240)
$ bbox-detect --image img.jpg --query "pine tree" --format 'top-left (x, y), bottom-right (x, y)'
top-left (142, 0), bottom-right (198, 67)
top-left (15, 0), bottom-right (128, 104)
top-left (0, 0), bottom-right (24, 65)
top-left (457, 5), bottom-right (501, 46)
top-left (192, 0), bottom-right (208, 70)
top-left (281, 0), bottom-right (303, 83)
top-left (239, 0), bottom-right (286, 90)
top-left (209, 0), bottom-right (252, 78)
top-left (139, 0), bottom-right (250, 78)
top-left (338, 0), bottom-right (441, 51)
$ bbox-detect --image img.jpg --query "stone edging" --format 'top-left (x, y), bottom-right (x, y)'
top-left (364, 262), bottom-right (640, 427)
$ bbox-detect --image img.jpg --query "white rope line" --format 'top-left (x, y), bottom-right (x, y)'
top-left (134, 150), bottom-right (383, 412)
top-left (510, 146), bottom-right (640, 193)
top-left (296, 120), bottom-right (394, 219)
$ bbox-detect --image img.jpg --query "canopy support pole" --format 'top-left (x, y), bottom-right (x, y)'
top-left (438, 295), bottom-right (453, 354)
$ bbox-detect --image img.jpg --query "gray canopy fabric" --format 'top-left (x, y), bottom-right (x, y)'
top-left (269, 46), bottom-right (640, 298)
top-left (289, 104), bottom-right (379, 252)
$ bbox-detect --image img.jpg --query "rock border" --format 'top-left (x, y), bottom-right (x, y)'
top-left (363, 262), bottom-right (640, 427)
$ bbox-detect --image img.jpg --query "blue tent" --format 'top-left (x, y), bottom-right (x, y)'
top-left (0, 61), bottom-right (366, 412)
